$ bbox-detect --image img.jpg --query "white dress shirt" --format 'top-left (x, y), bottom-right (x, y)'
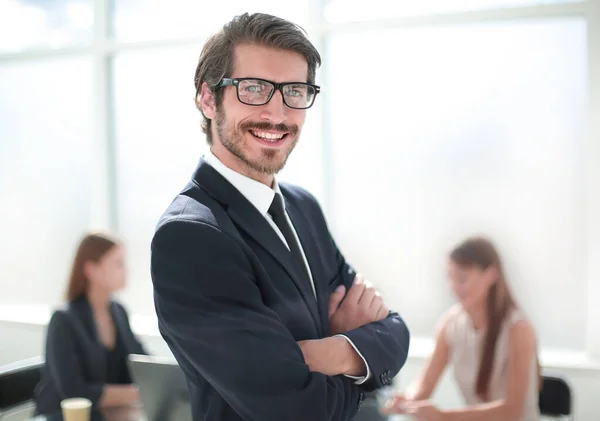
top-left (204, 151), bottom-right (371, 384)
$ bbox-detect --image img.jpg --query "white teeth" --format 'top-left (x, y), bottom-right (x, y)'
top-left (251, 130), bottom-right (285, 141)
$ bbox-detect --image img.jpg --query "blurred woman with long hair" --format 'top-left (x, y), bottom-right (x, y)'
top-left (383, 236), bottom-right (541, 421)
top-left (34, 232), bottom-right (147, 415)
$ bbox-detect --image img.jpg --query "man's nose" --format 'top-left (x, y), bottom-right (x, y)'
top-left (259, 90), bottom-right (287, 124)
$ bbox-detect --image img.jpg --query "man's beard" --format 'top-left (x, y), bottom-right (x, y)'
top-left (215, 108), bottom-right (300, 175)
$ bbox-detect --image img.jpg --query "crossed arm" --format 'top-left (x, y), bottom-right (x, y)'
top-left (152, 198), bottom-right (410, 419)
top-left (298, 273), bottom-right (407, 384)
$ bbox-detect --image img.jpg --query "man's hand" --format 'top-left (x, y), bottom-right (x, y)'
top-left (297, 336), bottom-right (365, 376)
top-left (329, 274), bottom-right (389, 335)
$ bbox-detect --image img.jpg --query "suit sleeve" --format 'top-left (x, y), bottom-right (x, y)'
top-left (330, 241), bottom-right (411, 391)
top-left (44, 311), bottom-right (104, 405)
top-left (151, 220), bottom-right (362, 421)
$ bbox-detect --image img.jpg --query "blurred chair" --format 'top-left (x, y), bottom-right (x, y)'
top-left (539, 375), bottom-right (573, 420)
top-left (0, 357), bottom-right (43, 420)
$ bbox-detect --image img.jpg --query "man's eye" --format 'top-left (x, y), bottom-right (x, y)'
top-left (245, 85), bottom-right (263, 92)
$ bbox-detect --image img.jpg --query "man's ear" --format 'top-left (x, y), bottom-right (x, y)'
top-left (199, 82), bottom-right (217, 119)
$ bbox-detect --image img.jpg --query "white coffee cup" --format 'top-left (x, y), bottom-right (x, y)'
top-left (60, 398), bottom-right (92, 421)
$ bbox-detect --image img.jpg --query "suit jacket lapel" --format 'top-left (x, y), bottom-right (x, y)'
top-left (191, 160), bottom-right (321, 331)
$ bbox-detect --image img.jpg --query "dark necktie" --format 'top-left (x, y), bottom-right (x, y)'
top-left (268, 193), bottom-right (312, 284)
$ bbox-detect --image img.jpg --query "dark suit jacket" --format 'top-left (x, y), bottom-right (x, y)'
top-left (150, 159), bottom-right (410, 421)
top-left (34, 297), bottom-right (147, 415)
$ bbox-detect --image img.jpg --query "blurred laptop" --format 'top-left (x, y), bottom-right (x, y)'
top-left (127, 354), bottom-right (192, 421)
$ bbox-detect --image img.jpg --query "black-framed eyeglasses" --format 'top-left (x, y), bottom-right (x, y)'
top-left (216, 78), bottom-right (321, 109)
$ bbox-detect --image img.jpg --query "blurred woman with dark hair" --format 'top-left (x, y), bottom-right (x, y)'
top-left (34, 232), bottom-right (147, 415)
top-left (383, 236), bottom-right (540, 421)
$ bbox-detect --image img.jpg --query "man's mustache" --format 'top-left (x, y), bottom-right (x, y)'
top-left (240, 121), bottom-right (299, 136)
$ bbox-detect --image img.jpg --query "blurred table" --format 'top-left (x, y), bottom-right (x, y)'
top-left (28, 407), bottom-right (146, 421)
top-left (28, 406), bottom-right (410, 421)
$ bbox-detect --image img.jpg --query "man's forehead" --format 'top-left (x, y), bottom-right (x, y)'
top-left (231, 44), bottom-right (309, 81)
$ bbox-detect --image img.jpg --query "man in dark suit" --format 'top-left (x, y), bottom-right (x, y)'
top-left (150, 12), bottom-right (410, 421)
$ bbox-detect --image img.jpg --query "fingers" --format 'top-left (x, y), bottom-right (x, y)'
top-left (355, 280), bottom-right (383, 320)
top-left (343, 273), bottom-right (367, 305)
top-left (391, 394), bottom-right (405, 406)
top-left (373, 295), bottom-right (390, 321)
top-left (360, 281), bottom-right (381, 320)
top-left (328, 285), bottom-right (346, 319)
top-left (344, 275), bottom-right (388, 322)
top-left (360, 280), bottom-right (377, 306)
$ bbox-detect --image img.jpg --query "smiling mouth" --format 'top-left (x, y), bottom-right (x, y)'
top-left (249, 129), bottom-right (289, 143)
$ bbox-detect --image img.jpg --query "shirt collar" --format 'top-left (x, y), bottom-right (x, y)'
top-left (204, 150), bottom-right (282, 215)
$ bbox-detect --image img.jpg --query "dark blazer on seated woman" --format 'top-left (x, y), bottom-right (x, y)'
top-left (34, 297), bottom-right (147, 415)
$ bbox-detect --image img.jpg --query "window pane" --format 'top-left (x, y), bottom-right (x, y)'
top-left (325, 0), bottom-right (583, 23)
top-left (0, 58), bottom-right (94, 307)
top-left (113, 46), bottom-right (206, 316)
top-left (327, 19), bottom-right (587, 349)
top-left (113, 0), bottom-right (309, 43)
top-left (0, 0), bottom-right (92, 53)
